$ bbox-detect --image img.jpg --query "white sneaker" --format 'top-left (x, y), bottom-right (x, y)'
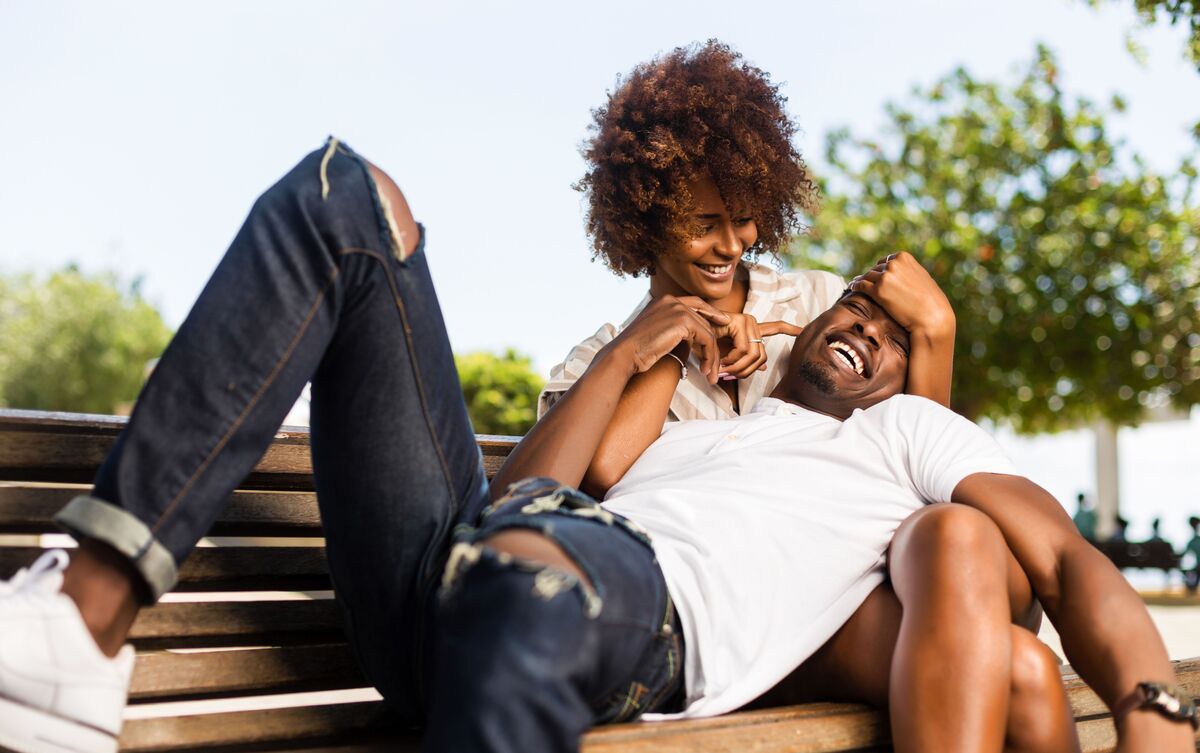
top-left (0, 550), bottom-right (134, 753)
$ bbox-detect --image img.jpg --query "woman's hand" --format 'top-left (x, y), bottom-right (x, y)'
top-left (612, 295), bottom-right (730, 383)
top-left (849, 252), bottom-right (955, 340)
top-left (714, 313), bottom-right (804, 379)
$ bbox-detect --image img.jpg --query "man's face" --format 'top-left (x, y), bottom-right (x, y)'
top-left (775, 293), bottom-right (910, 419)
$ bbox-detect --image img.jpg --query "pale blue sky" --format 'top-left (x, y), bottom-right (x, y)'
top-left (2, 1), bottom-right (1198, 544)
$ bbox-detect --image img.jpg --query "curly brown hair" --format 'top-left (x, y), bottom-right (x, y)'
top-left (577, 40), bottom-right (818, 278)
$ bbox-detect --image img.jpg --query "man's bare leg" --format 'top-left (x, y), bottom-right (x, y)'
top-left (750, 505), bottom-right (1078, 753)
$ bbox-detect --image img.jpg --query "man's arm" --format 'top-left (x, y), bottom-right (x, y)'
top-left (952, 473), bottom-right (1195, 751)
top-left (491, 297), bottom-right (725, 499)
top-left (850, 251), bottom-right (956, 408)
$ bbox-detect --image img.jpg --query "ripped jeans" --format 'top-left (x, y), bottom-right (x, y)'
top-left (52, 140), bottom-right (682, 752)
top-left (430, 477), bottom-right (683, 752)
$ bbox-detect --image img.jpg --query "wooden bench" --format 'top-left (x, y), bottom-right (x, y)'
top-left (0, 408), bottom-right (1196, 752)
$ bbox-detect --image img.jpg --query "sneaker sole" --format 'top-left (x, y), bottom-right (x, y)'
top-left (0, 695), bottom-right (116, 753)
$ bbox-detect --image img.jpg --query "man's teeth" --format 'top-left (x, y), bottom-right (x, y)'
top-left (698, 263), bottom-right (731, 275)
top-left (829, 340), bottom-right (864, 376)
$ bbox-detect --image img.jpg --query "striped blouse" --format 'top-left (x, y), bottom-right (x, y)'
top-left (537, 263), bottom-right (845, 422)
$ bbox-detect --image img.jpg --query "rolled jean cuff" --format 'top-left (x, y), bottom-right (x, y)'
top-left (55, 496), bottom-right (178, 601)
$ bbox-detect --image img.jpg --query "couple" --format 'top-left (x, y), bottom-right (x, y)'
top-left (0, 138), bottom-right (1194, 753)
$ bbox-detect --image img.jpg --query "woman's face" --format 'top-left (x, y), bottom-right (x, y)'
top-left (652, 177), bottom-right (758, 301)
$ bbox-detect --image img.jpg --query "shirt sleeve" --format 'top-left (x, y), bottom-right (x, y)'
top-left (887, 396), bottom-right (1019, 503)
top-left (536, 323), bottom-right (618, 419)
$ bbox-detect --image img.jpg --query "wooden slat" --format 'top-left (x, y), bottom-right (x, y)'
top-left (116, 659), bottom-right (1200, 752)
top-left (119, 701), bottom-right (407, 753)
top-left (130, 644), bottom-right (364, 700)
top-left (583, 703), bottom-right (887, 753)
top-left (130, 600), bottom-right (344, 645)
top-left (0, 546), bottom-right (332, 590)
top-left (0, 409), bottom-right (517, 488)
top-left (0, 484), bottom-right (324, 535)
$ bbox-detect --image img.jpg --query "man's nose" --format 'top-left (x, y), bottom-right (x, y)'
top-left (853, 320), bottom-right (881, 348)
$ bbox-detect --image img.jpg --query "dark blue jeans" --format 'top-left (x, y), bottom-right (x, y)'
top-left (54, 140), bottom-right (683, 752)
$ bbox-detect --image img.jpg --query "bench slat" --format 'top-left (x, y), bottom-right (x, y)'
top-left (0, 484), bottom-right (323, 535)
top-left (133, 599), bottom-right (345, 647)
top-left (131, 644), bottom-right (364, 700)
top-left (119, 700), bottom-right (403, 752)
top-left (116, 659), bottom-right (1200, 752)
top-left (0, 546), bottom-right (332, 590)
top-left (0, 410), bottom-right (517, 490)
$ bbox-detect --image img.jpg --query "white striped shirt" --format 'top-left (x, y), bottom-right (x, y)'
top-left (538, 264), bottom-right (845, 422)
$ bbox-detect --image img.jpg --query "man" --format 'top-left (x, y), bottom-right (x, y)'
top-left (0, 144), bottom-right (1194, 753)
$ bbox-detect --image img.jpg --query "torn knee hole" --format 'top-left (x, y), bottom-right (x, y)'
top-left (479, 529), bottom-right (593, 591)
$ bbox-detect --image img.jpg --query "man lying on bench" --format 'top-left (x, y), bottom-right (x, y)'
top-left (0, 141), bottom-right (1194, 753)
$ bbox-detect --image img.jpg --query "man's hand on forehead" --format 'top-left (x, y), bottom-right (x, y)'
top-left (845, 251), bottom-right (955, 340)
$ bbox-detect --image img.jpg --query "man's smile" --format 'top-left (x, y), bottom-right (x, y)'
top-left (825, 333), bottom-right (870, 379)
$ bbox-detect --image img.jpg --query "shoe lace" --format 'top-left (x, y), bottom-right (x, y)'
top-left (0, 549), bottom-right (70, 596)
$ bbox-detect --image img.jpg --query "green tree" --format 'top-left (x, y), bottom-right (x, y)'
top-left (787, 47), bottom-right (1200, 433)
top-left (0, 267), bottom-right (173, 415)
top-left (455, 348), bottom-right (544, 436)
top-left (1086, 0), bottom-right (1200, 71)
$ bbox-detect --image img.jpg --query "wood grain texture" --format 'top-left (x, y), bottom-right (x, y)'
top-left (0, 484), bottom-right (323, 534)
top-left (129, 599), bottom-right (344, 648)
top-left (130, 644), bottom-right (364, 700)
top-left (119, 701), bottom-right (399, 752)
top-left (113, 659), bottom-right (1200, 751)
top-left (0, 546), bottom-right (332, 590)
top-left (0, 409), bottom-right (517, 488)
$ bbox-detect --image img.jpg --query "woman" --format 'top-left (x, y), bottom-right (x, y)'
top-left (541, 41), bottom-right (955, 494)
top-left (539, 42), bottom-right (1075, 752)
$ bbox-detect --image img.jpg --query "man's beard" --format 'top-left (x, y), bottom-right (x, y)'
top-left (797, 360), bottom-right (837, 395)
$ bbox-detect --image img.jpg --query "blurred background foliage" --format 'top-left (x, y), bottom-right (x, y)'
top-left (0, 267), bottom-right (172, 415)
top-left (787, 46), bottom-right (1200, 433)
top-left (1086, 0), bottom-right (1200, 72)
top-left (454, 349), bottom-right (544, 435)
top-left (0, 267), bottom-right (543, 434)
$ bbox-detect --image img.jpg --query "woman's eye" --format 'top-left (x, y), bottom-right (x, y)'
top-left (889, 337), bottom-right (910, 357)
top-left (735, 216), bottom-right (753, 226)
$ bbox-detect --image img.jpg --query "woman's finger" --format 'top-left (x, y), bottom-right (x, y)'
top-left (746, 318), bottom-right (768, 375)
top-left (721, 316), bottom-right (753, 367)
top-left (675, 296), bottom-right (732, 326)
top-left (758, 321), bottom-right (804, 338)
top-left (684, 311), bottom-right (721, 381)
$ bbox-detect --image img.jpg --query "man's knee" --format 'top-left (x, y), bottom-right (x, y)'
top-left (478, 529), bottom-right (593, 590)
top-left (894, 504), bottom-right (1006, 566)
top-left (1009, 627), bottom-right (1061, 698)
top-left (365, 162), bottom-right (421, 259)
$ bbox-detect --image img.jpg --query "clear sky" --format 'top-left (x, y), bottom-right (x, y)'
top-left (2, 1), bottom-right (1198, 544)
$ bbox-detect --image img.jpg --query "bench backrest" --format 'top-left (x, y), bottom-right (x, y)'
top-left (0, 408), bottom-right (519, 751)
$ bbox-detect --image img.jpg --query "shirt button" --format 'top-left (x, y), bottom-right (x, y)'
top-left (726, 434), bottom-right (738, 440)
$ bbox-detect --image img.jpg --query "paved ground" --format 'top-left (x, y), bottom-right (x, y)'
top-left (1039, 602), bottom-right (1200, 662)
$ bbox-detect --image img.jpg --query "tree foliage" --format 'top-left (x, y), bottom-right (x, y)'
top-left (787, 47), bottom-right (1200, 433)
top-left (455, 348), bottom-right (544, 436)
top-left (0, 267), bottom-right (173, 414)
top-left (1087, 0), bottom-right (1200, 72)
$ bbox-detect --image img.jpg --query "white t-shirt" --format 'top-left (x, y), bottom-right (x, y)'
top-left (603, 394), bottom-right (1017, 719)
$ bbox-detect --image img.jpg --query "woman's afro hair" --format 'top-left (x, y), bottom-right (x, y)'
top-left (576, 40), bottom-right (818, 277)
